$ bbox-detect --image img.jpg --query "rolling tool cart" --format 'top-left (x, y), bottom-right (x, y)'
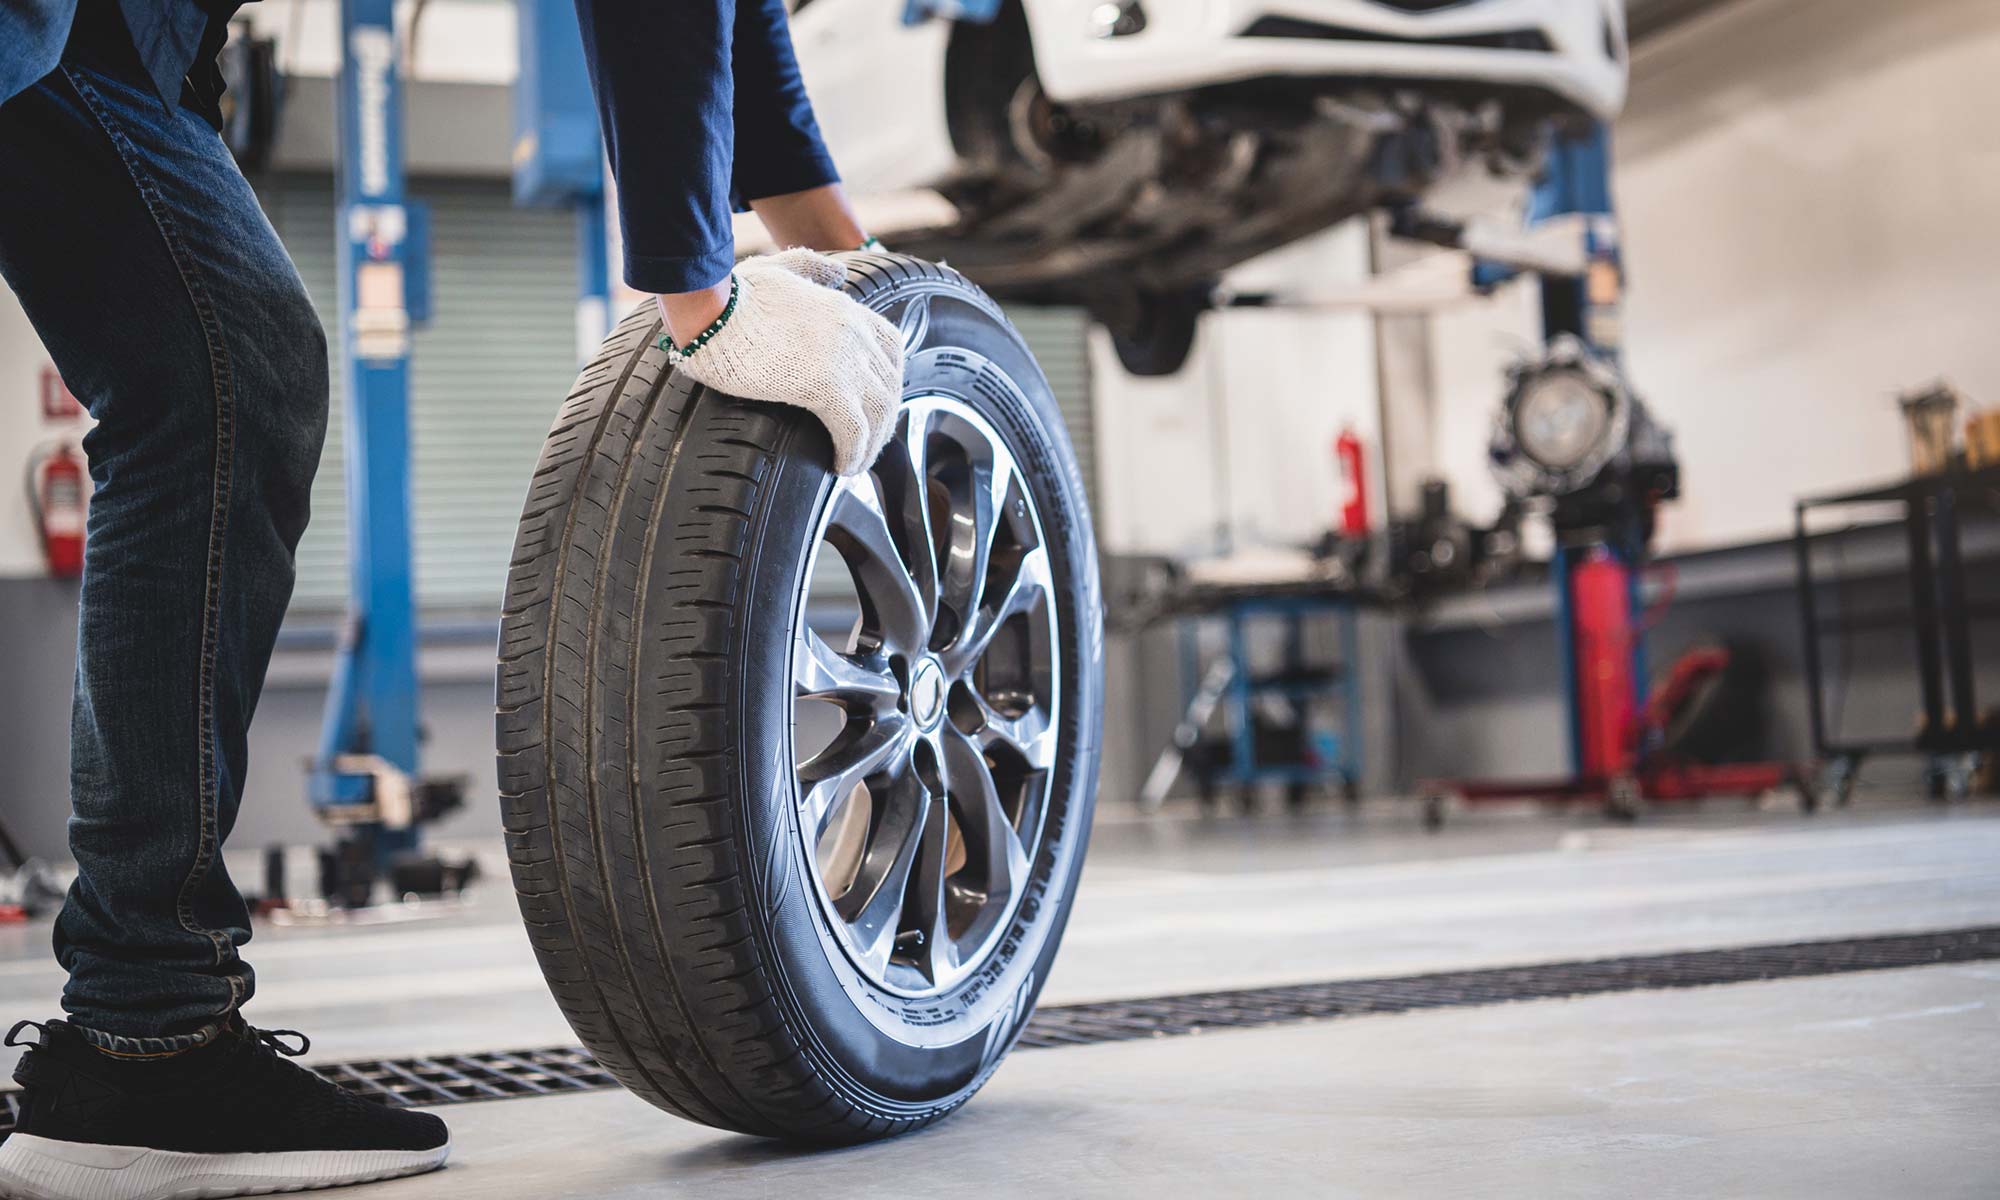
top-left (1795, 462), bottom-right (2000, 803)
top-left (1134, 575), bottom-right (1377, 814)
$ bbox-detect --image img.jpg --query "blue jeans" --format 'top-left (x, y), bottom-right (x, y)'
top-left (0, 42), bottom-right (327, 1050)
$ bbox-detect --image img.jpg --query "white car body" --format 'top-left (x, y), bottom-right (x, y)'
top-left (790, 7), bottom-right (959, 195)
top-left (1027, 0), bottom-right (1625, 111)
top-left (792, 0), bottom-right (1629, 372)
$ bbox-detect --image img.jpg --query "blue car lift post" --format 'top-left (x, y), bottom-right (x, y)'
top-left (1495, 122), bottom-right (1638, 785)
top-left (513, 0), bottom-right (611, 357)
top-left (1409, 124), bottom-right (1643, 827)
top-left (307, 0), bottom-right (466, 905)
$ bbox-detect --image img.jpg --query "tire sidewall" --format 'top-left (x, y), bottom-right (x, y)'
top-left (725, 274), bottom-right (1103, 1113)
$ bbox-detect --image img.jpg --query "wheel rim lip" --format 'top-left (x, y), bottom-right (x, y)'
top-left (789, 389), bottom-right (1062, 1001)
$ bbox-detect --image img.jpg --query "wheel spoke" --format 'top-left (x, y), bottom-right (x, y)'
top-left (840, 771), bottom-right (930, 971)
top-left (973, 692), bottom-right (1056, 772)
top-left (937, 450), bottom-right (1011, 638)
top-left (880, 413), bottom-right (941, 631)
top-left (795, 627), bottom-right (899, 710)
top-left (942, 544), bottom-right (1051, 679)
top-left (942, 728), bottom-right (1030, 915)
top-left (800, 715), bottom-right (910, 841)
top-left (905, 784), bottom-right (955, 985)
top-left (826, 475), bottom-right (929, 654)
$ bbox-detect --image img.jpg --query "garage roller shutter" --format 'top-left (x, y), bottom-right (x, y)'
top-left (258, 175), bottom-right (1096, 617)
top-left (1002, 306), bottom-right (1095, 510)
top-left (258, 175), bottom-right (579, 616)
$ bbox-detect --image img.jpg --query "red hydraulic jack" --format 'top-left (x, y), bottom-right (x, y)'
top-left (1416, 123), bottom-right (1811, 829)
top-left (1420, 542), bottom-right (1812, 829)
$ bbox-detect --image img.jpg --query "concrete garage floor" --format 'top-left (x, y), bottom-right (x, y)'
top-left (3, 802), bottom-right (1997, 1197)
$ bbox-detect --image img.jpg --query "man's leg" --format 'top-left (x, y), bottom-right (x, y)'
top-left (0, 47), bottom-right (326, 1050)
top-left (0, 43), bottom-right (448, 1200)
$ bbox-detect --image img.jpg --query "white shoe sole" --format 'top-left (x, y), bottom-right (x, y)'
top-left (0, 1133), bottom-right (450, 1200)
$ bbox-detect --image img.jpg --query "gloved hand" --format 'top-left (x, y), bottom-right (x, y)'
top-left (658, 248), bottom-right (903, 476)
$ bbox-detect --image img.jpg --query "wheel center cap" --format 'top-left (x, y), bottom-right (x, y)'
top-left (911, 659), bottom-right (946, 731)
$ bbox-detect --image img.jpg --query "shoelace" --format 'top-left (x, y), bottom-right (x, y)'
top-left (2, 1019), bottom-right (312, 1058)
top-left (250, 1026), bottom-right (311, 1057)
top-left (4, 1019), bottom-right (46, 1048)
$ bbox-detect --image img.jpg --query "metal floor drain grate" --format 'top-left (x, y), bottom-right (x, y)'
top-left (1011, 924), bottom-right (2000, 1048)
top-left (313, 1046), bottom-right (621, 1108)
top-left (2, 925), bottom-right (1992, 1139)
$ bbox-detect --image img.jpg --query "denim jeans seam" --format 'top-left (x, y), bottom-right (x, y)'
top-left (60, 65), bottom-right (244, 1018)
top-left (73, 1021), bottom-right (226, 1057)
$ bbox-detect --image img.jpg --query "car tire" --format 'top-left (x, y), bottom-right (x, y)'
top-left (497, 252), bottom-right (1104, 1144)
top-left (1103, 285), bottom-right (1209, 377)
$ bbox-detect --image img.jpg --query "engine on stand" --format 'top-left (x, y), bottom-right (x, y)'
top-left (1490, 333), bottom-right (1679, 543)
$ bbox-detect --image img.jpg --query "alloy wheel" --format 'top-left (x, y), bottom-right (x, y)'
top-left (792, 395), bottom-right (1060, 997)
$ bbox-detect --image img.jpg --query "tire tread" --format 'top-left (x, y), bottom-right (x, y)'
top-left (499, 257), bottom-right (1016, 1142)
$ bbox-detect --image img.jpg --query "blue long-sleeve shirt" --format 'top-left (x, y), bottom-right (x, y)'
top-left (571, 0), bottom-right (841, 293)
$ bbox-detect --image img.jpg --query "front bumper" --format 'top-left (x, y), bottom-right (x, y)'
top-left (1022, 0), bottom-right (1628, 117)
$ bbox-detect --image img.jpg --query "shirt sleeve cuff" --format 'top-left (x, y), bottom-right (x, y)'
top-left (731, 152), bottom-right (842, 214)
top-left (623, 243), bottom-right (738, 295)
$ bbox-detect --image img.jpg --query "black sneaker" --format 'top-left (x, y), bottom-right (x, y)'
top-left (0, 1018), bottom-right (449, 1200)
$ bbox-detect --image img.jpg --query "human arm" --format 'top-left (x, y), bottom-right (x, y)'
top-left (569, 0), bottom-right (900, 474)
top-left (569, 0), bottom-right (739, 295)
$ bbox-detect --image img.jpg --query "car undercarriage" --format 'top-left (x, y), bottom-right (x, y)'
top-left (882, 8), bottom-right (1585, 374)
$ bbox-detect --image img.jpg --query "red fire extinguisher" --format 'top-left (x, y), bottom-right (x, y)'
top-left (28, 441), bottom-right (87, 579)
top-left (1334, 427), bottom-right (1370, 538)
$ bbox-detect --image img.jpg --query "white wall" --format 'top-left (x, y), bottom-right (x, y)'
top-left (1617, 0), bottom-right (2000, 551)
top-left (0, 295), bottom-right (89, 578)
top-left (0, 296), bottom-right (41, 575)
top-left (1091, 220), bottom-right (1384, 556)
top-left (1426, 0), bottom-right (2000, 553)
top-left (1412, 270), bottom-right (1546, 554)
top-left (236, 0), bottom-right (517, 83)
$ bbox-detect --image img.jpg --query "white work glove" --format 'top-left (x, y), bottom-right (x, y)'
top-left (658, 248), bottom-right (903, 476)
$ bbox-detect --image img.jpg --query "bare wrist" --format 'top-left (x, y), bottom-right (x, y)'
top-left (656, 279), bottom-right (733, 346)
top-left (749, 184), bottom-right (868, 253)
